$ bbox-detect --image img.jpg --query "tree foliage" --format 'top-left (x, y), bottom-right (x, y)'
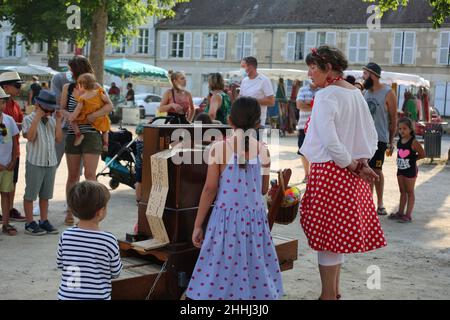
top-left (364, 0), bottom-right (450, 28)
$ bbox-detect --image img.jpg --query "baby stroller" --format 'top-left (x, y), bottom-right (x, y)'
top-left (96, 127), bottom-right (137, 190)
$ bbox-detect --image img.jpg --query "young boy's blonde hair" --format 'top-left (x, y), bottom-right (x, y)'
top-left (77, 73), bottom-right (96, 90)
top-left (68, 181), bottom-right (110, 220)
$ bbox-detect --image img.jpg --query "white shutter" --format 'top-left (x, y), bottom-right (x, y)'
top-left (193, 32), bottom-right (202, 59)
top-left (149, 28), bottom-right (155, 57)
top-left (325, 32), bottom-right (336, 46)
top-left (358, 32), bottom-right (368, 63)
top-left (447, 83), bottom-right (450, 116)
top-left (438, 32), bottom-right (450, 65)
top-left (183, 32), bottom-right (192, 59)
top-left (217, 32), bottom-right (226, 60)
top-left (285, 32), bottom-right (296, 62)
top-left (243, 32), bottom-right (253, 57)
top-left (125, 37), bottom-right (133, 54)
top-left (398, 85), bottom-right (407, 111)
top-left (434, 82), bottom-right (447, 116)
top-left (235, 32), bottom-right (243, 60)
top-left (15, 35), bottom-right (22, 57)
top-left (106, 45), bottom-right (113, 55)
top-left (159, 31), bottom-right (169, 59)
top-left (0, 34), bottom-right (3, 58)
top-left (402, 31), bottom-right (415, 65)
top-left (393, 32), bottom-right (403, 64)
top-left (304, 31), bottom-right (317, 59)
top-left (348, 32), bottom-right (358, 63)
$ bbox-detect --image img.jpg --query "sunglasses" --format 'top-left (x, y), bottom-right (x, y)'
top-left (0, 123), bottom-right (7, 137)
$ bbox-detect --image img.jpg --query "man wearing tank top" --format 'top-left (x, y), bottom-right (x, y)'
top-left (363, 62), bottom-right (398, 216)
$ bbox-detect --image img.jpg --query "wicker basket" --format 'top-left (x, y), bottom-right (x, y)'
top-left (268, 171), bottom-right (300, 225)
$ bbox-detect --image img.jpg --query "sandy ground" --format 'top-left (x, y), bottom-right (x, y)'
top-left (0, 127), bottom-right (449, 300)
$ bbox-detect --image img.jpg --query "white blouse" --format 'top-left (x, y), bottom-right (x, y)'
top-left (300, 85), bottom-right (378, 168)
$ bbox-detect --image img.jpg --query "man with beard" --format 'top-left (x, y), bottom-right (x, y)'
top-left (363, 63), bottom-right (398, 216)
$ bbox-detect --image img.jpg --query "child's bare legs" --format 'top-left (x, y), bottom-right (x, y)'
top-left (71, 121), bottom-right (84, 146)
top-left (336, 264), bottom-right (342, 299)
top-left (102, 131), bottom-right (109, 152)
top-left (404, 177), bottom-right (416, 219)
top-left (1, 192), bottom-right (12, 224)
top-left (319, 264), bottom-right (339, 300)
top-left (397, 176), bottom-right (407, 215)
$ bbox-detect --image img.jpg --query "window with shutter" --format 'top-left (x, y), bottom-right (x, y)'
top-left (235, 32), bottom-right (243, 60)
top-left (193, 32), bottom-right (202, 60)
top-left (325, 32), bottom-right (336, 46)
top-left (392, 32), bottom-right (404, 64)
top-left (438, 32), bottom-right (450, 65)
top-left (317, 32), bottom-right (326, 47)
top-left (402, 32), bottom-right (415, 65)
top-left (285, 32), bottom-right (296, 62)
top-left (304, 32), bottom-right (316, 59)
top-left (348, 32), bottom-right (358, 63)
top-left (358, 32), bottom-right (368, 64)
top-left (6, 36), bottom-right (16, 57)
top-left (183, 32), bottom-right (192, 59)
top-left (170, 33), bottom-right (184, 58)
top-left (159, 31), bottom-right (169, 59)
top-left (137, 29), bottom-right (149, 54)
top-left (149, 28), bottom-right (155, 57)
top-left (217, 32), bottom-right (226, 60)
top-left (243, 32), bottom-right (253, 57)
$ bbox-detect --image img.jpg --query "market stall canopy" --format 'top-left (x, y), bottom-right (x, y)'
top-left (226, 68), bottom-right (309, 81)
top-left (0, 64), bottom-right (58, 76)
top-left (344, 70), bottom-right (430, 88)
top-left (104, 58), bottom-right (170, 86)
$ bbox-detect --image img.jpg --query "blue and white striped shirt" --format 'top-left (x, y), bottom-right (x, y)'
top-left (56, 227), bottom-right (122, 300)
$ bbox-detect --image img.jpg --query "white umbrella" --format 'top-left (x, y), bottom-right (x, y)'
top-left (345, 70), bottom-right (430, 88)
top-left (1, 64), bottom-right (58, 76)
top-left (226, 68), bottom-right (309, 82)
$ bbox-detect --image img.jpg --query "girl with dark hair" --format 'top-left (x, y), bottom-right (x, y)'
top-left (159, 70), bottom-right (194, 124)
top-left (389, 117), bottom-right (425, 223)
top-left (186, 97), bottom-right (283, 300)
top-left (300, 45), bottom-right (386, 300)
top-left (204, 73), bottom-right (231, 124)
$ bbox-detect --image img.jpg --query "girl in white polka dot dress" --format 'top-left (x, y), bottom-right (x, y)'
top-left (300, 46), bottom-right (387, 300)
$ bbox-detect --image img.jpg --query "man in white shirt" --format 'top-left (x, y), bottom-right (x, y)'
top-left (239, 57), bottom-right (275, 127)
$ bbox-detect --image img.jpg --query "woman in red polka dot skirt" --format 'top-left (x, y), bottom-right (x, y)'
top-left (299, 46), bottom-right (387, 300)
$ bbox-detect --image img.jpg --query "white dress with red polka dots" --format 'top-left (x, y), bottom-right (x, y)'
top-left (300, 161), bottom-right (387, 254)
top-left (186, 154), bottom-right (284, 300)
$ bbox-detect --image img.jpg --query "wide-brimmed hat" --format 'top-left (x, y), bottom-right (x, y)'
top-left (0, 71), bottom-right (25, 85)
top-left (362, 62), bottom-right (382, 78)
top-left (0, 87), bottom-right (10, 99)
top-left (34, 90), bottom-right (58, 110)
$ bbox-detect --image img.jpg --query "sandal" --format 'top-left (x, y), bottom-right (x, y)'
top-left (388, 212), bottom-right (402, 220)
top-left (2, 224), bottom-right (18, 236)
top-left (377, 207), bottom-right (388, 216)
top-left (398, 215), bottom-right (412, 223)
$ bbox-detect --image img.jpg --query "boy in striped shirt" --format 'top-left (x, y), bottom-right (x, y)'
top-left (22, 90), bottom-right (63, 235)
top-left (57, 181), bottom-right (122, 300)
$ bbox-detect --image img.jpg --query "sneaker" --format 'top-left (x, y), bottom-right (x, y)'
top-left (10, 208), bottom-right (26, 222)
top-left (39, 220), bottom-right (59, 234)
top-left (33, 204), bottom-right (40, 217)
top-left (25, 221), bottom-right (47, 236)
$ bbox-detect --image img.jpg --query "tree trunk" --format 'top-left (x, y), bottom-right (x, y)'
top-left (89, 0), bottom-right (108, 85)
top-left (47, 37), bottom-right (60, 70)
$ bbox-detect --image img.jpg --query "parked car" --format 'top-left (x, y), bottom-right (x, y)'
top-left (397, 106), bottom-right (444, 137)
top-left (135, 93), bottom-right (162, 117)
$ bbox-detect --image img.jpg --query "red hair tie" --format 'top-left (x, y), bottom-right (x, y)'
top-left (311, 48), bottom-right (318, 55)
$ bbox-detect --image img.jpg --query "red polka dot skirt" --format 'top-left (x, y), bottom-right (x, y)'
top-left (300, 162), bottom-right (387, 254)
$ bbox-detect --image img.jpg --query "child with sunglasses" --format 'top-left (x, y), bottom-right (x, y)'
top-left (22, 90), bottom-right (63, 235)
top-left (0, 87), bottom-right (20, 236)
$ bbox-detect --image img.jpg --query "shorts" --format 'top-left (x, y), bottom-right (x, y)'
top-left (0, 170), bottom-right (14, 193)
top-left (24, 162), bottom-right (57, 201)
top-left (297, 129), bottom-right (306, 156)
top-left (13, 158), bottom-right (19, 184)
top-left (369, 141), bottom-right (387, 170)
top-left (65, 132), bottom-right (103, 155)
top-left (397, 167), bottom-right (418, 179)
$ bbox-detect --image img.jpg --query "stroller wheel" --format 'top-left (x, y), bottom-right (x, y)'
top-left (109, 179), bottom-right (120, 190)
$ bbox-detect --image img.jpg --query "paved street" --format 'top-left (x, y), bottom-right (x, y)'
top-left (1, 128), bottom-right (449, 300)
